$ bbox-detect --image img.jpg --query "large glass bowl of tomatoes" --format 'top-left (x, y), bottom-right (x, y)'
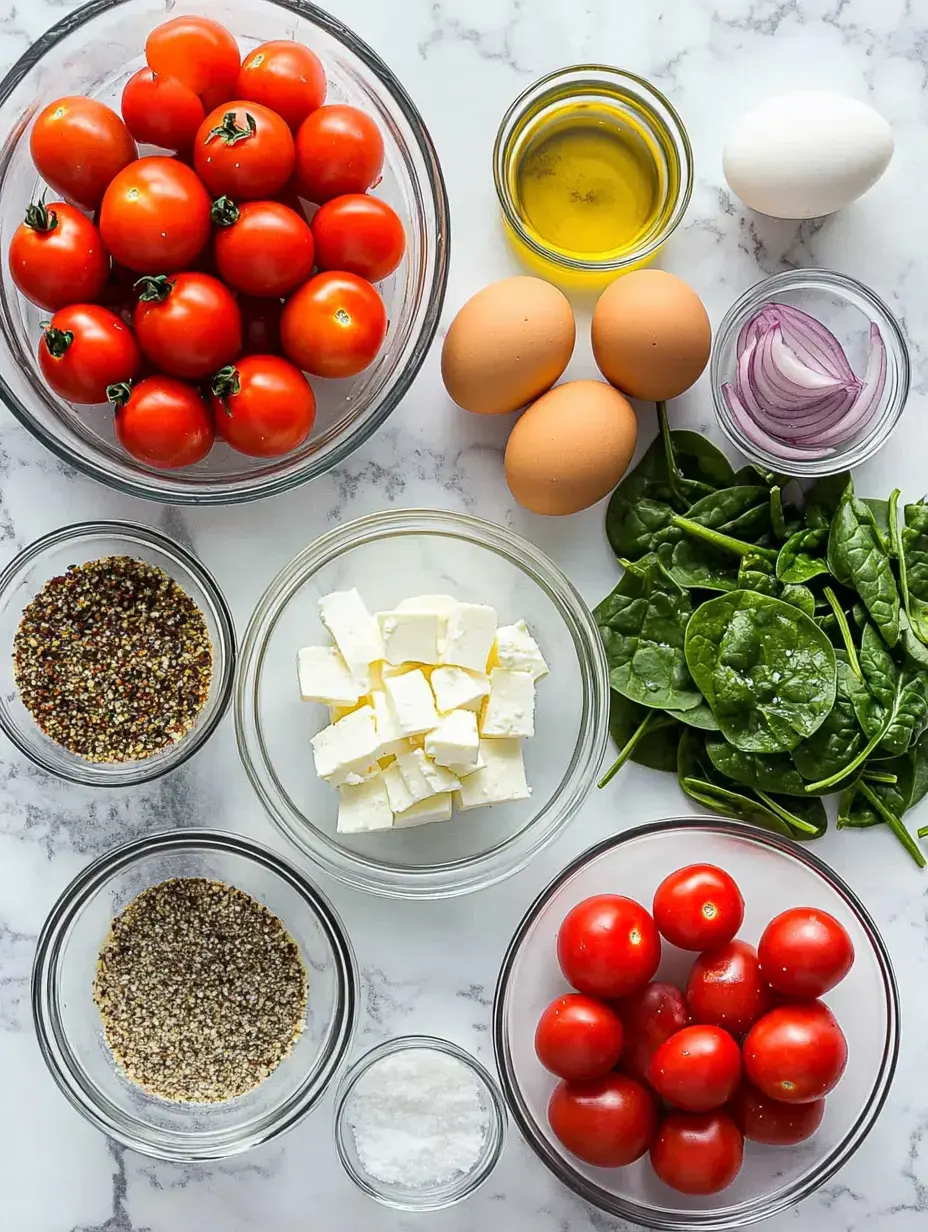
top-left (493, 818), bottom-right (899, 1230)
top-left (0, 0), bottom-right (448, 504)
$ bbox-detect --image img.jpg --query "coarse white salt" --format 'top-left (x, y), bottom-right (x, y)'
top-left (345, 1048), bottom-right (490, 1188)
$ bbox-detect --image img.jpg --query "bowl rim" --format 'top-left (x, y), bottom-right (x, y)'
top-left (492, 815), bottom-right (901, 1231)
top-left (0, 519), bottom-right (237, 786)
top-left (0, 0), bottom-right (450, 506)
top-left (710, 267), bottom-right (910, 479)
top-left (31, 827), bottom-right (359, 1161)
top-left (332, 1033), bottom-right (509, 1210)
top-left (234, 507), bottom-right (610, 900)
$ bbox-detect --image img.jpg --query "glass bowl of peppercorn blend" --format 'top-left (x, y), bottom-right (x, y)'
top-left (32, 828), bottom-right (358, 1160)
top-left (0, 520), bottom-right (235, 785)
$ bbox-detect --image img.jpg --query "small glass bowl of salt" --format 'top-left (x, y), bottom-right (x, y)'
top-left (333, 1035), bottom-right (508, 1210)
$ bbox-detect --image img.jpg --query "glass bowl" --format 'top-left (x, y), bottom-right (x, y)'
top-left (711, 268), bottom-right (909, 478)
top-left (493, 66), bottom-right (693, 287)
top-left (0, 0), bottom-right (449, 505)
top-left (32, 828), bottom-right (358, 1161)
top-left (235, 508), bottom-right (609, 900)
top-left (493, 817), bottom-right (899, 1231)
top-left (333, 1035), bottom-right (507, 1210)
top-left (0, 520), bottom-right (235, 786)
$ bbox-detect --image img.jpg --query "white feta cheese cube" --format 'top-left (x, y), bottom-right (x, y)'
top-left (490, 620), bottom-right (549, 681)
top-left (395, 747), bottom-right (458, 801)
top-left (456, 739), bottom-right (530, 810)
top-left (318, 589), bottom-right (383, 690)
top-left (329, 699), bottom-right (367, 724)
top-left (377, 609), bottom-right (443, 665)
top-left (336, 774), bottom-right (394, 834)
top-left (425, 709), bottom-right (480, 771)
top-left (298, 645), bottom-right (362, 706)
top-left (396, 594), bottom-right (458, 615)
top-left (441, 602), bottom-right (497, 672)
top-left (371, 690), bottom-right (409, 757)
top-left (430, 666), bottom-right (491, 714)
top-left (383, 762), bottom-right (417, 814)
top-left (394, 793), bottom-right (453, 828)
top-left (448, 754), bottom-right (485, 777)
top-left (418, 752), bottom-right (461, 794)
top-left (383, 669), bottom-right (439, 736)
top-left (311, 705), bottom-right (381, 782)
top-left (480, 669), bottom-right (536, 738)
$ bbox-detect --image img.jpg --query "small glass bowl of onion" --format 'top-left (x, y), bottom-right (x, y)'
top-left (711, 268), bottom-right (908, 477)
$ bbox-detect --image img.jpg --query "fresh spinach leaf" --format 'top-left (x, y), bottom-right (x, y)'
top-left (792, 650), bottom-right (866, 785)
top-left (895, 498), bottom-right (928, 644)
top-left (666, 700), bottom-right (720, 730)
top-left (656, 538), bottom-right (740, 593)
top-left (595, 556), bottom-right (702, 712)
top-left (805, 472), bottom-right (852, 524)
top-left (859, 622), bottom-right (898, 713)
top-left (852, 777), bottom-right (926, 866)
top-left (684, 590), bottom-right (837, 753)
top-left (776, 526), bottom-right (830, 584)
top-left (781, 584), bottom-right (816, 617)
top-left (705, 736), bottom-right (809, 796)
top-left (828, 483), bottom-right (900, 647)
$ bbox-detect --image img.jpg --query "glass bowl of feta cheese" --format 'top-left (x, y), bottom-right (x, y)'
top-left (235, 509), bottom-right (609, 898)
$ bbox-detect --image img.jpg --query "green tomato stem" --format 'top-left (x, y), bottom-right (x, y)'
top-left (858, 780), bottom-right (926, 867)
top-left (598, 709), bottom-right (656, 789)
top-left (670, 514), bottom-right (778, 563)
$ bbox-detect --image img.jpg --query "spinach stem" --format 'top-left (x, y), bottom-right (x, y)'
top-left (824, 586), bottom-right (863, 680)
top-left (657, 402), bottom-right (688, 512)
top-left (858, 780), bottom-right (926, 868)
top-left (598, 710), bottom-right (656, 789)
top-left (771, 487), bottom-right (789, 542)
top-left (862, 769), bottom-right (898, 785)
top-left (918, 825), bottom-right (928, 839)
top-left (804, 726), bottom-right (886, 793)
top-left (754, 789), bottom-right (820, 836)
top-left (670, 514), bottom-right (778, 563)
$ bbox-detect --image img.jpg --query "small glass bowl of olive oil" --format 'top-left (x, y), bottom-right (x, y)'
top-left (493, 66), bottom-right (693, 287)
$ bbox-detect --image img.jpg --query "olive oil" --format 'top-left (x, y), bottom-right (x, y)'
top-left (513, 104), bottom-right (662, 259)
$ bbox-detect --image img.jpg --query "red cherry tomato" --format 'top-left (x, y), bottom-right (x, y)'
top-left (110, 376), bottom-right (214, 469)
top-left (743, 1002), bottom-right (847, 1104)
top-left (281, 271), bottom-right (387, 380)
top-left (556, 894), bottom-right (661, 1001)
top-left (652, 864), bottom-right (745, 951)
top-left (145, 16), bottom-right (240, 99)
top-left (99, 157), bottom-right (211, 272)
top-left (8, 200), bottom-right (109, 311)
top-left (235, 41), bottom-right (326, 131)
top-left (133, 272), bottom-right (242, 380)
top-left (616, 981), bottom-right (689, 1086)
top-left (212, 198), bottom-right (315, 297)
top-left (210, 355), bottom-right (315, 457)
top-left (239, 296), bottom-right (285, 355)
top-left (758, 908), bottom-right (855, 1000)
top-left (30, 97), bottom-right (137, 210)
top-left (38, 305), bottom-right (141, 405)
top-left (649, 1025), bottom-right (742, 1112)
top-left (728, 1081), bottom-right (825, 1146)
top-left (194, 101), bottom-right (295, 200)
top-left (121, 69), bottom-right (205, 151)
top-left (294, 104), bottom-right (384, 203)
top-left (650, 1111), bottom-right (744, 1196)
top-left (686, 939), bottom-right (773, 1038)
top-left (547, 1074), bottom-right (658, 1168)
top-left (311, 194), bottom-right (406, 282)
top-left (534, 993), bottom-right (625, 1082)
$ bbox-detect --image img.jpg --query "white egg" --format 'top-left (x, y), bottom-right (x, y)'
top-left (723, 89), bottom-right (894, 220)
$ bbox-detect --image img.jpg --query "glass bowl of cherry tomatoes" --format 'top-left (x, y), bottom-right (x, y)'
top-left (0, 0), bottom-right (448, 504)
top-left (493, 817), bottom-right (899, 1230)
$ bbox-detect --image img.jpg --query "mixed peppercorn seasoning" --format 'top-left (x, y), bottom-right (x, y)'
top-left (13, 555), bottom-right (213, 762)
top-left (93, 877), bottom-right (308, 1103)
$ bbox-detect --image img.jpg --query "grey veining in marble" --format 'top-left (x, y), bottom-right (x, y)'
top-left (1, 0), bottom-right (928, 1228)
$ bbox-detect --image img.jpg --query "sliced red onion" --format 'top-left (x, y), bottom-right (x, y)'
top-left (726, 301), bottom-right (887, 461)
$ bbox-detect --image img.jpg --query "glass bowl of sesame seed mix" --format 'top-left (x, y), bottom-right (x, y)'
top-left (333, 1035), bottom-right (508, 1211)
top-left (32, 828), bottom-right (358, 1161)
top-left (0, 520), bottom-right (235, 786)
top-left (235, 508), bottom-right (609, 900)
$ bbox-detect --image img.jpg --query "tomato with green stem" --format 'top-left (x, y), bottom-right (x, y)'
top-left (8, 200), bottom-right (109, 311)
top-left (99, 157), bottom-right (211, 272)
top-left (194, 102), bottom-right (294, 200)
top-left (236, 41), bottom-right (326, 131)
top-left (109, 377), bottom-right (214, 469)
top-left (39, 305), bottom-right (141, 404)
top-left (145, 16), bottom-right (240, 100)
top-left (311, 193), bottom-right (406, 282)
top-left (210, 355), bottom-right (315, 457)
top-left (133, 272), bottom-right (241, 380)
top-left (281, 271), bottom-right (387, 380)
top-left (30, 97), bottom-right (137, 209)
top-left (294, 104), bottom-right (384, 203)
top-left (121, 68), bottom-right (205, 151)
top-left (211, 197), bottom-right (314, 297)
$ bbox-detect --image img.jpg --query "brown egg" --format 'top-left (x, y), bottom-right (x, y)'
top-left (592, 269), bottom-right (711, 401)
top-left (505, 380), bottom-right (638, 516)
top-left (441, 276), bottom-right (575, 415)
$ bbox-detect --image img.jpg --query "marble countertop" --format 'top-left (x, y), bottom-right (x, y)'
top-left (2, 0), bottom-right (927, 1228)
